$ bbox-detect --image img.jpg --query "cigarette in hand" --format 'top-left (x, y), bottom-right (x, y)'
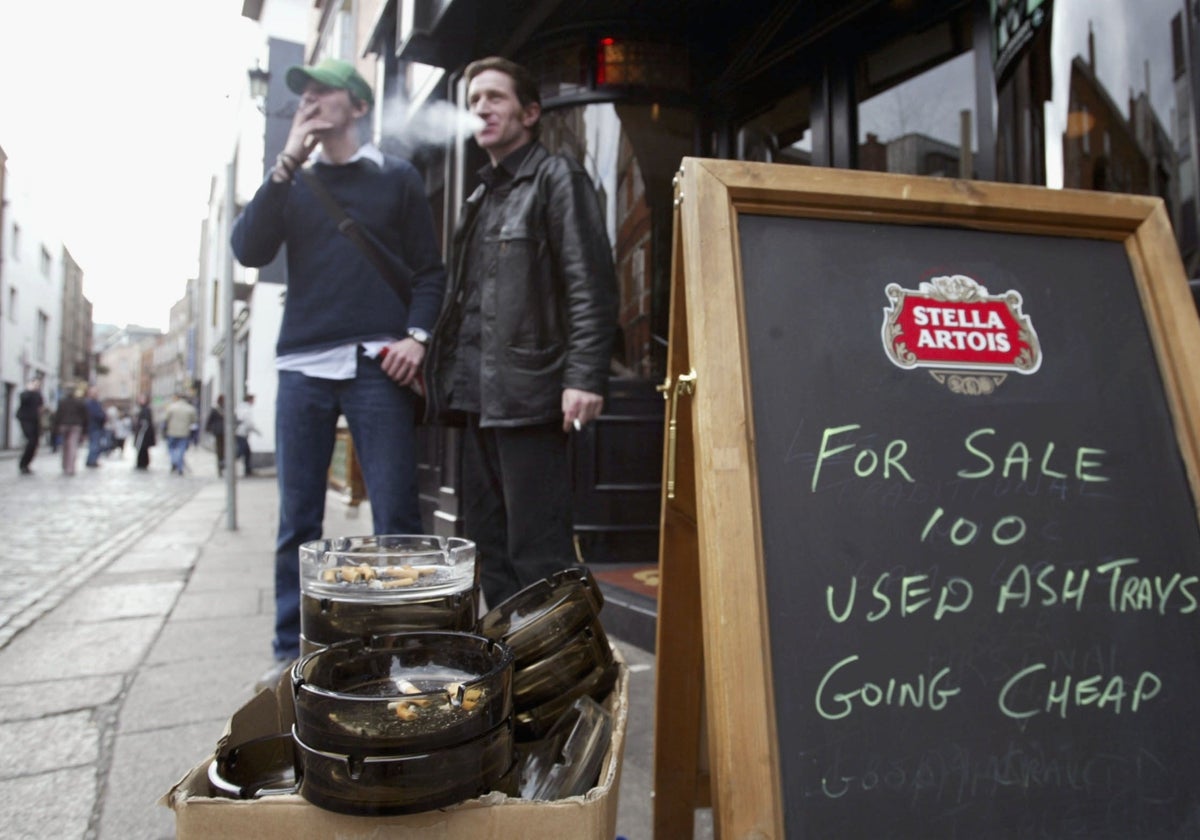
top-left (573, 418), bottom-right (582, 431)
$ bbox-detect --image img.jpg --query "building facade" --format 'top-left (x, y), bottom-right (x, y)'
top-left (0, 161), bottom-right (65, 449)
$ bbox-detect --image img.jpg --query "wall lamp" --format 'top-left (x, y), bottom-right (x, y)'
top-left (247, 63), bottom-right (296, 118)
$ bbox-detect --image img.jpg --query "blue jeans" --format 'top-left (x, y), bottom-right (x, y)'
top-left (85, 427), bottom-right (104, 465)
top-left (273, 355), bottom-right (422, 659)
top-left (167, 436), bottom-right (189, 473)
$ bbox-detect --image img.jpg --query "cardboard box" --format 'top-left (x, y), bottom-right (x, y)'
top-left (161, 660), bottom-right (628, 839)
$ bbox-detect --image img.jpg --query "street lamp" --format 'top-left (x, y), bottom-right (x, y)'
top-left (247, 63), bottom-right (271, 100)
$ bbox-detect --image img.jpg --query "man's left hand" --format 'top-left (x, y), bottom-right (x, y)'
top-left (380, 338), bottom-right (425, 386)
top-left (562, 388), bottom-right (604, 433)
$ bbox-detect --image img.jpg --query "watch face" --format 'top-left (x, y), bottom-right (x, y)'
top-left (408, 328), bottom-right (430, 344)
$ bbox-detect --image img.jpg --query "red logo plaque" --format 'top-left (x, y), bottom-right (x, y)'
top-left (882, 274), bottom-right (1041, 394)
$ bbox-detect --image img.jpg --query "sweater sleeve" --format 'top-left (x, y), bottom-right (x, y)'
top-left (230, 175), bottom-right (292, 268)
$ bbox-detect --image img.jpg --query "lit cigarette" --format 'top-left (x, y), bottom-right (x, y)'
top-left (573, 419), bottom-right (582, 431)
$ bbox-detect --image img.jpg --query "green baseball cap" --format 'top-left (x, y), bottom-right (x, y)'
top-left (285, 58), bottom-right (374, 107)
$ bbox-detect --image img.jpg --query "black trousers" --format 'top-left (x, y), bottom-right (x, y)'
top-left (461, 416), bottom-right (577, 608)
top-left (18, 419), bottom-right (38, 470)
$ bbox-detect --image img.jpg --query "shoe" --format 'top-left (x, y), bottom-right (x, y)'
top-left (254, 659), bottom-right (293, 693)
top-left (19, 467), bottom-right (32, 475)
top-left (86, 462), bottom-right (100, 468)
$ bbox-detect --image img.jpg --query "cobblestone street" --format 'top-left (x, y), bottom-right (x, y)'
top-left (0, 446), bottom-right (208, 650)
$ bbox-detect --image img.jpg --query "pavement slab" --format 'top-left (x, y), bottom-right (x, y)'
top-left (0, 766), bottom-right (96, 840)
top-left (99, 721), bottom-right (216, 840)
top-left (0, 711), bottom-right (99, 778)
top-left (0, 675), bottom-right (123, 722)
top-left (0, 617), bottom-right (164, 683)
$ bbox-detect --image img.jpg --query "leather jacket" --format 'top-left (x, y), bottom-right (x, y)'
top-left (426, 142), bottom-right (617, 427)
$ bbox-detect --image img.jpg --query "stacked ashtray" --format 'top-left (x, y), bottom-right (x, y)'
top-left (298, 535), bottom-right (479, 654)
top-left (290, 632), bottom-right (517, 815)
top-left (479, 567), bottom-right (618, 740)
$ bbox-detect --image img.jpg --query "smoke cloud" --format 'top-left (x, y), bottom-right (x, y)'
top-left (379, 90), bottom-right (484, 156)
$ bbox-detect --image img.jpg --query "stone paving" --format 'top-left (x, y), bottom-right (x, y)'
top-left (0, 446), bottom-right (205, 649)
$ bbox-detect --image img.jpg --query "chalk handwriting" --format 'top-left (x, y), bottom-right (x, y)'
top-left (826, 573), bottom-right (973, 623)
top-left (815, 654), bottom-right (960, 720)
top-left (997, 664), bottom-right (1161, 719)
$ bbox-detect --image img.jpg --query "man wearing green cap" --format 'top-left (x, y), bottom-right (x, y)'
top-left (231, 57), bottom-right (446, 687)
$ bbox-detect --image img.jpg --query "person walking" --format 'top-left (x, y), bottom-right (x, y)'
top-left (133, 394), bottom-right (156, 471)
top-left (234, 394), bottom-right (259, 477)
top-left (205, 396), bottom-right (227, 477)
top-left (230, 57), bottom-right (446, 684)
top-left (15, 377), bottom-right (44, 475)
top-left (55, 385), bottom-right (88, 476)
top-left (83, 386), bottom-right (106, 468)
top-left (162, 392), bottom-right (197, 475)
top-left (104, 404), bottom-right (121, 457)
top-left (113, 411), bottom-right (131, 457)
top-left (424, 57), bottom-right (618, 607)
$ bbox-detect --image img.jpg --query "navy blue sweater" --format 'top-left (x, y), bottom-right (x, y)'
top-left (230, 155), bottom-right (446, 356)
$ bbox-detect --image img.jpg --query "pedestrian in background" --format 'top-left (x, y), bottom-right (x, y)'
top-left (425, 57), bottom-right (617, 607)
top-left (104, 404), bottom-right (121, 457)
top-left (205, 395), bottom-right (226, 477)
top-left (163, 392), bottom-right (197, 475)
top-left (235, 394), bottom-right (258, 477)
top-left (56, 385), bottom-right (88, 476)
top-left (40, 404), bottom-right (55, 453)
top-left (112, 410), bottom-right (131, 457)
top-left (84, 386), bottom-right (106, 468)
top-left (133, 394), bottom-right (156, 471)
top-left (15, 377), bottom-right (44, 475)
top-left (231, 57), bottom-right (445, 686)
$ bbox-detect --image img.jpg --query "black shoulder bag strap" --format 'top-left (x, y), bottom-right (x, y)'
top-left (298, 167), bottom-right (411, 307)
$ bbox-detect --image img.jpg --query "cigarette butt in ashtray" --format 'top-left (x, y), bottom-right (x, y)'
top-left (573, 418), bottom-right (582, 431)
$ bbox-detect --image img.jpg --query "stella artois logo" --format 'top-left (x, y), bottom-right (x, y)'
top-left (882, 274), bottom-right (1041, 395)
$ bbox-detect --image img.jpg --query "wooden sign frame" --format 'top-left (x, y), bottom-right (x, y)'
top-left (653, 157), bottom-right (1200, 838)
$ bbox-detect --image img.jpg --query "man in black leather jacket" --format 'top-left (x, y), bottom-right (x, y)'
top-left (425, 56), bottom-right (618, 606)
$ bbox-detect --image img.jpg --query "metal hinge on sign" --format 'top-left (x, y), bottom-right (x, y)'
top-left (657, 369), bottom-right (696, 499)
top-left (672, 168), bottom-right (684, 207)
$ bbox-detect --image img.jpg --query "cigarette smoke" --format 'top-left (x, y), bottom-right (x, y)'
top-left (379, 90), bottom-right (484, 156)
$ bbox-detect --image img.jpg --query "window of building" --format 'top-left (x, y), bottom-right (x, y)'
top-left (40, 245), bottom-right (51, 277)
top-left (538, 102), bottom-right (693, 381)
top-left (7, 287), bottom-right (16, 322)
top-left (10, 223), bottom-right (19, 260)
top-left (735, 86), bottom-right (815, 165)
top-left (36, 310), bottom-right (48, 361)
top-left (857, 21), bottom-right (977, 178)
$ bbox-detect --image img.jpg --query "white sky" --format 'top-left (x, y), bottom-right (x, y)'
top-left (0, 0), bottom-right (259, 330)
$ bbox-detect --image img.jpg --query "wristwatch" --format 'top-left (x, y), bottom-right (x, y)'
top-left (406, 327), bottom-right (431, 345)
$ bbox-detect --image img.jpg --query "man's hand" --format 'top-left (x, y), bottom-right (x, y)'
top-left (282, 101), bottom-right (332, 163)
top-left (380, 338), bottom-right (425, 386)
top-left (562, 388), bottom-right (603, 433)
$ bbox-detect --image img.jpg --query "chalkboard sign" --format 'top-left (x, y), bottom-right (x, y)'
top-left (655, 159), bottom-right (1200, 839)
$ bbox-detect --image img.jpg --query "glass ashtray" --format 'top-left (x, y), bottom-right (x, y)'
top-left (206, 732), bottom-right (298, 799)
top-left (293, 719), bottom-right (514, 816)
top-left (292, 632), bottom-right (513, 755)
top-left (300, 586), bottom-right (480, 654)
top-left (479, 567), bottom-right (603, 666)
top-left (518, 695), bottom-right (612, 800)
top-left (514, 660), bottom-right (620, 742)
top-left (299, 535), bottom-right (477, 601)
top-left (512, 617), bottom-right (613, 711)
